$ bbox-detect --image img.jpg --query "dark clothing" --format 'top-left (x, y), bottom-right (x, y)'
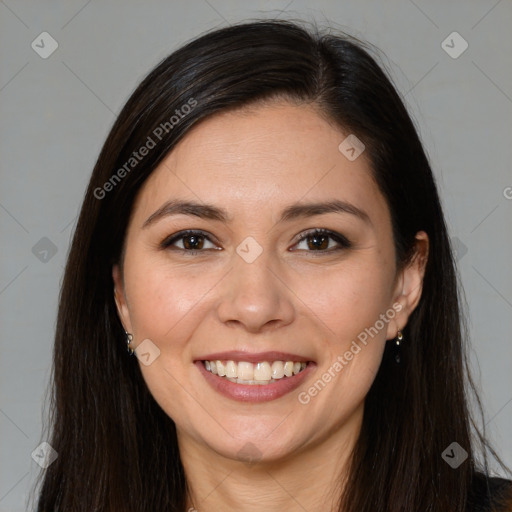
top-left (468, 473), bottom-right (512, 511)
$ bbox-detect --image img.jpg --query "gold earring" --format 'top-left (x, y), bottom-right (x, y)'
top-left (126, 332), bottom-right (134, 355)
top-left (394, 330), bottom-right (403, 364)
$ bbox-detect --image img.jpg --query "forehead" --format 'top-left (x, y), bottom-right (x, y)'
top-left (132, 101), bottom-right (388, 225)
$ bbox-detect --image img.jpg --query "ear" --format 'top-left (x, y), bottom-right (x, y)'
top-left (385, 231), bottom-right (429, 340)
top-left (112, 264), bottom-right (133, 334)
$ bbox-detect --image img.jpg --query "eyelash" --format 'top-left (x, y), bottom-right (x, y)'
top-left (160, 228), bottom-right (352, 255)
top-left (294, 228), bottom-right (352, 253)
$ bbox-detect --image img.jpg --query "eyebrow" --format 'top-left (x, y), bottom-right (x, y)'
top-left (142, 199), bottom-right (372, 229)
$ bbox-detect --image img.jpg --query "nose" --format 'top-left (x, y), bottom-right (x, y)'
top-left (215, 244), bottom-right (295, 334)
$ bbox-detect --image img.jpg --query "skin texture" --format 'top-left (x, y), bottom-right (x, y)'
top-left (113, 101), bottom-right (429, 511)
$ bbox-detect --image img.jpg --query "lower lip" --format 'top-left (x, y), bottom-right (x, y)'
top-left (194, 361), bottom-right (316, 403)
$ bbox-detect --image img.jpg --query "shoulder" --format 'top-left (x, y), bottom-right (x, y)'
top-left (467, 472), bottom-right (512, 512)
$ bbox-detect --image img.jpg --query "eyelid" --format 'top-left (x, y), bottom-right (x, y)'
top-left (160, 228), bottom-right (352, 253)
top-left (160, 229), bottom-right (221, 251)
top-left (292, 228), bottom-right (352, 251)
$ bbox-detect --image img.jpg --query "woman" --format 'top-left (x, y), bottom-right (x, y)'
top-left (33, 19), bottom-right (511, 511)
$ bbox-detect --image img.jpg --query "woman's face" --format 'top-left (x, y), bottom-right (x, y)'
top-left (113, 100), bottom-right (427, 463)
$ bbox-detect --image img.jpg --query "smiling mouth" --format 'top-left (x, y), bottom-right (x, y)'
top-left (202, 359), bottom-right (310, 385)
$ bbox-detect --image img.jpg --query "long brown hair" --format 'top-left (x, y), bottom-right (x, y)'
top-left (32, 19), bottom-right (510, 511)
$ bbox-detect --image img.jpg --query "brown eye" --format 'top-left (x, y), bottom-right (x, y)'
top-left (305, 232), bottom-right (329, 250)
top-left (182, 233), bottom-right (205, 250)
top-left (161, 230), bottom-right (218, 252)
top-left (293, 229), bottom-right (351, 252)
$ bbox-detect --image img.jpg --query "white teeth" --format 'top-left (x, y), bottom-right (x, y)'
top-left (254, 362), bottom-right (271, 381)
top-left (216, 360), bottom-right (225, 376)
top-left (225, 360), bottom-right (237, 378)
top-left (238, 361), bottom-right (254, 380)
top-left (271, 361), bottom-right (284, 379)
top-left (204, 359), bottom-right (309, 384)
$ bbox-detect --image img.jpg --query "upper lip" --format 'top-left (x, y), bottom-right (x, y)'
top-left (196, 350), bottom-right (313, 363)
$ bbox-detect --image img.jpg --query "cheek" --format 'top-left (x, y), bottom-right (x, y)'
top-left (294, 266), bottom-right (391, 419)
top-left (126, 249), bottom-right (394, 352)
top-left (296, 259), bottom-right (394, 343)
top-left (293, 259), bottom-right (393, 398)
top-left (123, 253), bottom-right (226, 360)
top-left (123, 255), bottom-right (191, 339)
top-left (123, 258), bottom-right (213, 418)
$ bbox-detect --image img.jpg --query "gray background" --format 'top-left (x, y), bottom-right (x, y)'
top-left (1, 1), bottom-right (511, 510)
